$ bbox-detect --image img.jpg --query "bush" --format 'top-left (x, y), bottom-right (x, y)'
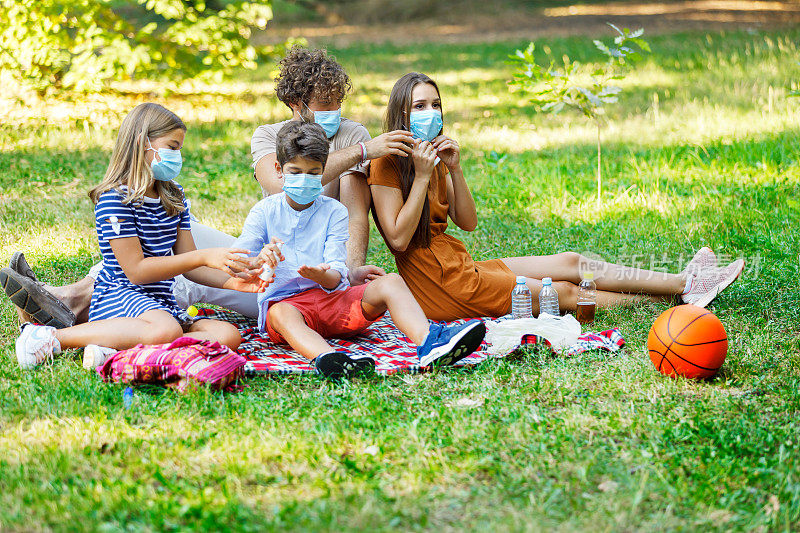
top-left (0, 0), bottom-right (284, 93)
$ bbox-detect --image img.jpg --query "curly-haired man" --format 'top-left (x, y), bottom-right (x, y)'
top-left (251, 46), bottom-right (415, 283)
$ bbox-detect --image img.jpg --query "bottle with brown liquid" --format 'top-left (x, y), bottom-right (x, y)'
top-left (576, 272), bottom-right (596, 324)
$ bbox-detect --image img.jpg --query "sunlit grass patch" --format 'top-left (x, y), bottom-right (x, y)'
top-left (0, 27), bottom-right (799, 531)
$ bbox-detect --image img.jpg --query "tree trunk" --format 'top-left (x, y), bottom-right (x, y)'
top-left (596, 120), bottom-right (602, 204)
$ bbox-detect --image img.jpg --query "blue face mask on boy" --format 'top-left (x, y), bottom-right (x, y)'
top-left (283, 173), bottom-right (323, 205)
top-left (409, 109), bottom-right (443, 142)
top-left (146, 138), bottom-right (182, 182)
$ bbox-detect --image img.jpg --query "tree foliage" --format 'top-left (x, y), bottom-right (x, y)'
top-left (0, 0), bottom-right (282, 93)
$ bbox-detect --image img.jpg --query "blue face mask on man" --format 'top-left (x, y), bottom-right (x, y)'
top-left (302, 102), bottom-right (341, 139)
top-left (146, 138), bottom-right (182, 182)
top-left (283, 173), bottom-right (323, 205)
top-left (409, 109), bottom-right (443, 142)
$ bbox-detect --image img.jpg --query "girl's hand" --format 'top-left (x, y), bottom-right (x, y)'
top-left (257, 239), bottom-right (285, 270)
top-left (203, 247), bottom-right (252, 276)
top-left (297, 263), bottom-right (331, 285)
top-left (223, 273), bottom-right (269, 293)
top-left (411, 139), bottom-right (437, 180)
top-left (432, 135), bottom-right (460, 170)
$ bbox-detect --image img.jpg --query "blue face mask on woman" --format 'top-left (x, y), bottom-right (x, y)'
top-left (409, 109), bottom-right (443, 142)
top-left (283, 173), bottom-right (323, 205)
top-left (146, 138), bottom-right (182, 182)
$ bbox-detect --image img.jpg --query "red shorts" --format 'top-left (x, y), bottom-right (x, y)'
top-left (265, 284), bottom-right (379, 344)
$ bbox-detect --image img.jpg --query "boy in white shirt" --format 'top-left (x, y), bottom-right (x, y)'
top-left (236, 121), bottom-right (486, 378)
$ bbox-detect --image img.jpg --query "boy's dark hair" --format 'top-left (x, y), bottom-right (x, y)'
top-left (275, 46), bottom-right (351, 108)
top-left (276, 121), bottom-right (330, 167)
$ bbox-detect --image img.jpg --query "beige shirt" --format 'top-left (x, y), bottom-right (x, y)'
top-left (251, 117), bottom-right (371, 176)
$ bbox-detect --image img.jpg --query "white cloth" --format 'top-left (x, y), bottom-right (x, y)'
top-left (171, 220), bottom-right (260, 318)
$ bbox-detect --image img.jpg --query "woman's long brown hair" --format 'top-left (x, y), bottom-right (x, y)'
top-left (383, 72), bottom-right (443, 249)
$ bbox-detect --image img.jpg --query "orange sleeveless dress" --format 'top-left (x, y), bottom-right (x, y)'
top-left (368, 156), bottom-right (516, 321)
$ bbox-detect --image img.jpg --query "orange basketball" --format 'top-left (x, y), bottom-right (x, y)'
top-left (647, 305), bottom-right (728, 379)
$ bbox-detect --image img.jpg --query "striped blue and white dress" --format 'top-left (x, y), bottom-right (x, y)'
top-left (88, 187), bottom-right (192, 323)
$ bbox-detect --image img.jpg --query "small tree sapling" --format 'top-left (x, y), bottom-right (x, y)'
top-left (510, 24), bottom-right (650, 202)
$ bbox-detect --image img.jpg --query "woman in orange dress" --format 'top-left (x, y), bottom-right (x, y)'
top-left (367, 72), bottom-right (744, 322)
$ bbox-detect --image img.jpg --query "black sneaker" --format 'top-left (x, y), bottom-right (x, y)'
top-left (314, 351), bottom-right (375, 379)
top-left (0, 268), bottom-right (76, 329)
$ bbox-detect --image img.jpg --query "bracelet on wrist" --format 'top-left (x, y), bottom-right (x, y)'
top-left (358, 141), bottom-right (367, 164)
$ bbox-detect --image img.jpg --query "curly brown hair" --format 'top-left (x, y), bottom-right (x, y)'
top-left (275, 46), bottom-right (352, 108)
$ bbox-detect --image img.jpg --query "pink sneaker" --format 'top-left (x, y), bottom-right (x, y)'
top-left (682, 259), bottom-right (745, 308)
top-left (682, 247), bottom-right (717, 277)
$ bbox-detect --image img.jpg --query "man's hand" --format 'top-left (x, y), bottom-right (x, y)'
top-left (349, 264), bottom-right (387, 286)
top-left (365, 130), bottom-right (414, 159)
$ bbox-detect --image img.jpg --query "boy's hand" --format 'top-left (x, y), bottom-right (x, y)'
top-left (257, 239), bottom-right (284, 270)
top-left (297, 263), bottom-right (331, 285)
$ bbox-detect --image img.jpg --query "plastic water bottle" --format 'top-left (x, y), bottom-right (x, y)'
top-left (576, 272), bottom-right (597, 324)
top-left (123, 387), bottom-right (134, 409)
top-left (539, 277), bottom-right (560, 316)
top-left (511, 276), bottom-right (532, 319)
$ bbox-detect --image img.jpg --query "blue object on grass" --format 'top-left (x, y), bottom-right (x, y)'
top-left (123, 387), bottom-right (133, 409)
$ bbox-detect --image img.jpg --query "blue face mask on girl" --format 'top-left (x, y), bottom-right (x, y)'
top-left (283, 173), bottom-right (323, 205)
top-left (146, 138), bottom-right (182, 182)
top-left (409, 109), bottom-right (443, 142)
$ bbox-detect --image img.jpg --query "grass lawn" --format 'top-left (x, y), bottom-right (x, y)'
top-left (1, 28), bottom-right (800, 531)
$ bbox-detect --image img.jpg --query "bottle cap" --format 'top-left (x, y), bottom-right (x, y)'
top-left (542, 277), bottom-right (552, 285)
top-left (516, 276), bottom-right (526, 284)
top-left (186, 305), bottom-right (198, 318)
top-left (583, 272), bottom-right (594, 280)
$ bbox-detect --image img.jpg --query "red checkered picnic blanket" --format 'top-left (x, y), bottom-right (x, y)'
top-left (197, 308), bottom-right (495, 376)
top-left (196, 308), bottom-right (625, 376)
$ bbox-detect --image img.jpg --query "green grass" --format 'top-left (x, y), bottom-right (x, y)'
top-left (2, 28), bottom-right (800, 530)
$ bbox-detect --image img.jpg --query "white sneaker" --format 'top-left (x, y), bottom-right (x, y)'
top-left (15, 323), bottom-right (61, 369)
top-left (682, 247), bottom-right (717, 277)
top-left (82, 344), bottom-right (117, 370)
top-left (682, 259), bottom-right (745, 308)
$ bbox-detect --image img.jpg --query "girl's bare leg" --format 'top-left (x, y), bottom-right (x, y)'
top-left (54, 309), bottom-right (184, 350)
top-left (502, 251), bottom-right (686, 296)
top-left (185, 319), bottom-right (241, 350)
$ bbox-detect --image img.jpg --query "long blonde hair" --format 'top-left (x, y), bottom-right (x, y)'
top-left (89, 103), bottom-right (187, 216)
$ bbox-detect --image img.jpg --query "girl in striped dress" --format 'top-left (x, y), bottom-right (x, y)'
top-left (14, 103), bottom-right (266, 369)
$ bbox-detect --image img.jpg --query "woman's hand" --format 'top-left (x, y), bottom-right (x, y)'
top-left (202, 247), bottom-right (252, 276)
top-left (433, 135), bottom-right (460, 170)
top-left (411, 139), bottom-right (437, 180)
top-left (257, 239), bottom-right (285, 270)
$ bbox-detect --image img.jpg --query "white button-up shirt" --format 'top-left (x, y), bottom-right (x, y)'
top-left (233, 193), bottom-right (350, 328)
